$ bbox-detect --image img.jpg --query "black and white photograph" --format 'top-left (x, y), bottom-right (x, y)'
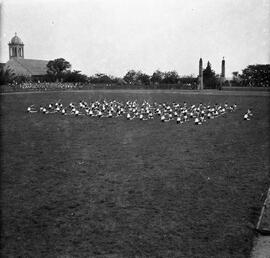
top-left (0, 0), bottom-right (270, 257)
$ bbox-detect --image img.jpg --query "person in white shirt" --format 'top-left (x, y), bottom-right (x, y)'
top-left (247, 109), bottom-right (253, 116)
top-left (161, 115), bottom-right (165, 122)
top-left (244, 113), bottom-right (250, 120)
top-left (195, 117), bottom-right (201, 125)
top-left (27, 105), bottom-right (39, 113)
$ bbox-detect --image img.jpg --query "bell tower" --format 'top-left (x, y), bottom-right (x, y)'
top-left (8, 33), bottom-right (24, 59)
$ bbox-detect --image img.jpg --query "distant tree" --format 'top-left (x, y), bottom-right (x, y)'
top-left (123, 70), bottom-right (138, 84)
top-left (239, 64), bottom-right (270, 87)
top-left (231, 71), bottom-right (241, 86)
top-left (137, 72), bottom-right (150, 85)
top-left (115, 77), bottom-right (127, 85)
top-left (150, 70), bottom-right (164, 84)
top-left (0, 66), bottom-right (15, 85)
top-left (179, 75), bottom-right (197, 84)
top-left (47, 58), bottom-right (71, 81)
top-left (63, 70), bottom-right (88, 83)
top-left (203, 61), bottom-right (218, 89)
top-left (122, 70), bottom-right (150, 85)
top-left (162, 70), bottom-right (179, 84)
top-left (89, 73), bottom-right (116, 84)
top-left (179, 75), bottom-right (198, 88)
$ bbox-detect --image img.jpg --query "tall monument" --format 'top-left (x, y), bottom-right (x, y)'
top-left (221, 57), bottom-right (225, 78)
top-left (198, 58), bottom-right (203, 90)
top-left (219, 57), bottom-right (225, 89)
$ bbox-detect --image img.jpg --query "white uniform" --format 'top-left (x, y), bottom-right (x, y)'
top-left (244, 114), bottom-right (249, 120)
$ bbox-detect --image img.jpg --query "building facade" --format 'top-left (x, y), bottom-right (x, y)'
top-left (5, 33), bottom-right (48, 80)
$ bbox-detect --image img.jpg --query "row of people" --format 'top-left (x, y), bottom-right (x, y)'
top-left (9, 82), bottom-right (83, 90)
top-left (27, 99), bottom-right (238, 125)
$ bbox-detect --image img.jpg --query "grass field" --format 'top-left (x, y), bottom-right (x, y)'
top-left (1, 90), bottom-right (269, 257)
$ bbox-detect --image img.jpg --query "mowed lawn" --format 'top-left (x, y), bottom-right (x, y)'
top-left (1, 90), bottom-right (269, 257)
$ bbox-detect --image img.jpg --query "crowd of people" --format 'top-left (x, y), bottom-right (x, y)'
top-left (8, 82), bottom-right (84, 91)
top-left (4, 81), bottom-right (195, 92)
top-left (26, 99), bottom-right (253, 124)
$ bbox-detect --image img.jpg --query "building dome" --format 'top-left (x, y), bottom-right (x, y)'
top-left (10, 33), bottom-right (23, 45)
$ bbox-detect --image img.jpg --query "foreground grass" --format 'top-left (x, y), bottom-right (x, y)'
top-left (1, 91), bottom-right (270, 257)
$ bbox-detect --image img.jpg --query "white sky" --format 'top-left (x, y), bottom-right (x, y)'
top-left (0, 0), bottom-right (269, 78)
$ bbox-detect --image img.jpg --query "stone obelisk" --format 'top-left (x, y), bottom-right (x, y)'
top-left (198, 58), bottom-right (203, 90)
top-left (219, 57), bottom-right (225, 89)
top-left (221, 57), bottom-right (225, 79)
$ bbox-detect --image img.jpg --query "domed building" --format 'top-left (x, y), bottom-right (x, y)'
top-left (9, 33), bottom-right (24, 58)
top-left (5, 33), bottom-right (49, 80)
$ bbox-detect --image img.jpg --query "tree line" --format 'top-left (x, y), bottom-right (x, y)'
top-left (47, 58), bottom-right (200, 86)
top-left (44, 58), bottom-right (218, 88)
top-left (231, 64), bottom-right (270, 87)
top-left (1, 58), bottom-right (269, 87)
